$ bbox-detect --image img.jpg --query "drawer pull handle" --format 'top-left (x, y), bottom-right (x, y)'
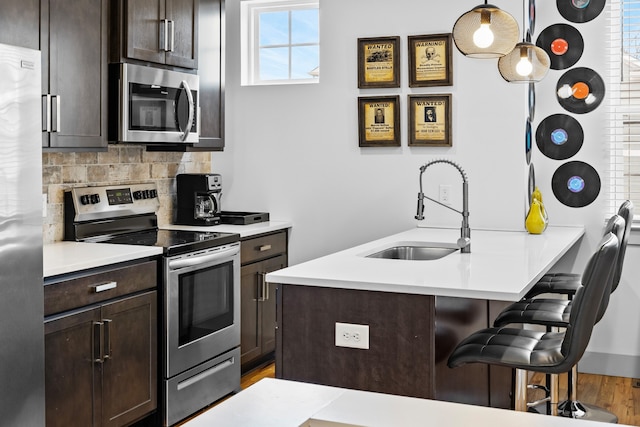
top-left (259, 244), bottom-right (272, 252)
top-left (92, 281), bottom-right (117, 293)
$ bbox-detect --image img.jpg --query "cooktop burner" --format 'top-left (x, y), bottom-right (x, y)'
top-left (104, 229), bottom-right (241, 256)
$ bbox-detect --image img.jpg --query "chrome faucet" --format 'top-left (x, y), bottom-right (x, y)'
top-left (415, 159), bottom-right (471, 253)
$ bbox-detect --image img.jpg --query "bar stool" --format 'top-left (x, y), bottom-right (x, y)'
top-left (523, 200), bottom-right (633, 300)
top-left (447, 232), bottom-right (620, 416)
top-left (493, 207), bottom-right (632, 421)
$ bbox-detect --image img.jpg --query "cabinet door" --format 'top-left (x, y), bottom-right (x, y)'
top-left (45, 307), bottom-right (102, 427)
top-left (125, 0), bottom-right (166, 65)
top-left (0, 0), bottom-right (40, 49)
top-left (240, 254), bottom-right (287, 368)
top-left (101, 291), bottom-right (157, 427)
top-left (260, 255), bottom-right (287, 355)
top-left (165, 0), bottom-right (198, 68)
top-left (45, 0), bottom-right (108, 150)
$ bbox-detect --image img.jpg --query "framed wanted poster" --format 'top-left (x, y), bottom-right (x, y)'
top-left (358, 96), bottom-right (401, 147)
top-left (408, 94), bottom-right (451, 147)
top-left (408, 34), bottom-right (453, 87)
top-left (357, 36), bottom-right (400, 88)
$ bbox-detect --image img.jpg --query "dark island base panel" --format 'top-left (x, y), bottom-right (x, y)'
top-left (276, 284), bottom-right (513, 410)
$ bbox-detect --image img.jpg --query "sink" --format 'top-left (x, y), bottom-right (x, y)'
top-left (365, 243), bottom-right (457, 261)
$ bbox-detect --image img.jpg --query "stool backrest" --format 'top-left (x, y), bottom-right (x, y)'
top-left (611, 200), bottom-right (634, 293)
top-left (560, 232), bottom-right (619, 365)
top-left (595, 215), bottom-right (625, 323)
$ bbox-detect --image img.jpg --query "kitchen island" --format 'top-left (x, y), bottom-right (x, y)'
top-left (266, 226), bottom-right (584, 409)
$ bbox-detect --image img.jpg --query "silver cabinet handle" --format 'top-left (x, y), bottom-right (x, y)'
top-left (51, 95), bottom-right (60, 132)
top-left (179, 80), bottom-right (194, 141)
top-left (103, 319), bottom-right (112, 360)
top-left (261, 272), bottom-right (269, 302)
top-left (91, 281), bottom-right (117, 293)
top-left (259, 244), bottom-right (272, 252)
top-left (160, 19), bottom-right (169, 51)
top-left (93, 321), bottom-right (104, 363)
top-left (168, 20), bottom-right (175, 52)
top-left (42, 95), bottom-right (51, 132)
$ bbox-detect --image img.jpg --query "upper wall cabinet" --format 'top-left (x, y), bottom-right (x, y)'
top-left (43, 0), bottom-right (109, 151)
top-left (1, 0), bottom-right (109, 151)
top-left (114, 0), bottom-right (199, 69)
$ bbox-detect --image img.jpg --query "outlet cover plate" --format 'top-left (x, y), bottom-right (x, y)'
top-left (335, 322), bottom-right (369, 349)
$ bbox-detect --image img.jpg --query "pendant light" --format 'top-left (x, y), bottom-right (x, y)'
top-left (497, 1), bottom-right (550, 82)
top-left (452, 1), bottom-right (520, 58)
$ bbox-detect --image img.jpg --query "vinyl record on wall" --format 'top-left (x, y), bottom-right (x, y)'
top-left (556, 67), bottom-right (605, 114)
top-left (535, 114), bottom-right (584, 160)
top-left (528, 82), bottom-right (536, 121)
top-left (528, 163), bottom-right (536, 209)
top-left (536, 24), bottom-right (583, 70)
top-left (526, 119), bottom-right (533, 164)
top-left (557, 0), bottom-right (606, 23)
top-left (552, 161), bottom-right (601, 207)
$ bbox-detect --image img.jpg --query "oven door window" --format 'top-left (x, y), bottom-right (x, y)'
top-left (178, 260), bottom-right (233, 346)
top-left (129, 83), bottom-right (197, 133)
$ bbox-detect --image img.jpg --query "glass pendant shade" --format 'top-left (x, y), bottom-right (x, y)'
top-left (452, 4), bottom-right (520, 58)
top-left (498, 42), bottom-right (550, 83)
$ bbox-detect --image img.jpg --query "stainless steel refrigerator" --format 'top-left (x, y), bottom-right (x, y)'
top-left (0, 43), bottom-right (45, 426)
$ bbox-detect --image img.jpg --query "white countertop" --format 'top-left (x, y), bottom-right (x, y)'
top-left (43, 242), bottom-right (163, 278)
top-left (266, 226), bottom-right (584, 301)
top-left (162, 220), bottom-right (292, 238)
top-left (182, 378), bottom-right (631, 427)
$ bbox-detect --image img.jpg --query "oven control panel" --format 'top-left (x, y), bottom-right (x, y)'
top-left (67, 183), bottom-right (160, 221)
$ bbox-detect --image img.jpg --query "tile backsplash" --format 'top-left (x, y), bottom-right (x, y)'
top-left (43, 145), bottom-right (212, 243)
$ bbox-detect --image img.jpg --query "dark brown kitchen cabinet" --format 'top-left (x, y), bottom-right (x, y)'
top-left (42, 0), bottom-right (109, 151)
top-left (117, 0), bottom-right (198, 69)
top-left (44, 260), bottom-right (158, 427)
top-left (0, 0), bottom-right (40, 49)
top-left (240, 231), bottom-right (288, 372)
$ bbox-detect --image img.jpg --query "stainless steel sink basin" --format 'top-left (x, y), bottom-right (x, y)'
top-left (366, 244), bottom-right (457, 261)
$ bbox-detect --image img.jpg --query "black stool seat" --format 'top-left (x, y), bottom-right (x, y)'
top-left (493, 299), bottom-right (572, 329)
top-left (448, 327), bottom-right (566, 372)
top-left (524, 275), bottom-right (581, 299)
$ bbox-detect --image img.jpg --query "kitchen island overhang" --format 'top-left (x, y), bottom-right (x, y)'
top-left (267, 226), bottom-right (584, 409)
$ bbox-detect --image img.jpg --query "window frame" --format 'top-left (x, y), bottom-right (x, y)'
top-left (242, 0), bottom-right (319, 86)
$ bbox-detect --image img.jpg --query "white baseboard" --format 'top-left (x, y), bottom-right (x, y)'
top-left (579, 351), bottom-right (640, 378)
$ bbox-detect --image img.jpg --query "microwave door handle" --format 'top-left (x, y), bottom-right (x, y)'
top-left (179, 80), bottom-right (194, 141)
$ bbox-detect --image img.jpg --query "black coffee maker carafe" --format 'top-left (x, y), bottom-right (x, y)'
top-left (176, 173), bottom-right (222, 225)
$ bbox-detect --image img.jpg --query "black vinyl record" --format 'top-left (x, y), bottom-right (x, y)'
top-left (526, 119), bottom-right (533, 164)
top-left (528, 82), bottom-right (536, 121)
top-left (556, 67), bottom-right (605, 114)
top-left (557, 0), bottom-right (606, 23)
top-left (536, 24), bottom-right (583, 70)
top-left (536, 114), bottom-right (583, 160)
top-left (552, 161), bottom-right (600, 207)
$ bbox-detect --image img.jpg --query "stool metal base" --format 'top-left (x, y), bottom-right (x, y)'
top-left (558, 400), bottom-right (618, 423)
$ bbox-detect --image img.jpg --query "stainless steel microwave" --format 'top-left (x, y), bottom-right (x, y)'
top-left (109, 63), bottom-right (199, 144)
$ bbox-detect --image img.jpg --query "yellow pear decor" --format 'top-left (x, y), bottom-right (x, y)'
top-left (526, 187), bottom-right (549, 234)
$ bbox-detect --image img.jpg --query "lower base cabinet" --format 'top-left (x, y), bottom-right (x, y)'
top-left (44, 260), bottom-right (158, 427)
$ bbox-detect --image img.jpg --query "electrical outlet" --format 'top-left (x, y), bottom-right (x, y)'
top-left (42, 193), bottom-right (47, 218)
top-left (439, 184), bottom-right (451, 205)
top-left (335, 322), bottom-right (369, 349)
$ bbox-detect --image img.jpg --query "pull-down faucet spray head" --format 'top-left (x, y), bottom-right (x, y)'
top-left (415, 159), bottom-right (471, 253)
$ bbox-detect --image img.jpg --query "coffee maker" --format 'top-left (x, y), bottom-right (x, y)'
top-left (176, 173), bottom-right (222, 225)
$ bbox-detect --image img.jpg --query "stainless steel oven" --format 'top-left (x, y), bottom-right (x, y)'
top-left (109, 63), bottom-right (199, 144)
top-left (164, 242), bottom-right (241, 425)
top-left (63, 183), bottom-right (241, 426)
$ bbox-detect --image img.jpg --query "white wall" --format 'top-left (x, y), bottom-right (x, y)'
top-left (216, 0), bottom-right (526, 265)
top-left (215, 0), bottom-right (640, 377)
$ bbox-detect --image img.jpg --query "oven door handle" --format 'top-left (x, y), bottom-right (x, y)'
top-left (169, 245), bottom-right (239, 271)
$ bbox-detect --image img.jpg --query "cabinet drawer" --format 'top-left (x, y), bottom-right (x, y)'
top-left (44, 260), bottom-right (158, 316)
top-left (241, 232), bottom-right (287, 265)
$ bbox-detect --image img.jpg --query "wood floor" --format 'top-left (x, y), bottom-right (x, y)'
top-left (236, 365), bottom-right (640, 426)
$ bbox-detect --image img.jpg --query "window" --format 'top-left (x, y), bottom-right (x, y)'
top-left (241, 0), bottom-right (319, 85)
top-left (608, 0), bottom-right (640, 220)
